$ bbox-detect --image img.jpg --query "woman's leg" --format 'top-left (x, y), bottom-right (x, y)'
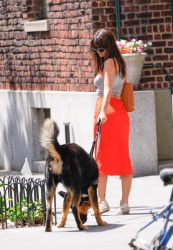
top-left (98, 174), bottom-right (108, 203)
top-left (91, 173), bottom-right (109, 215)
top-left (120, 174), bottom-right (133, 205)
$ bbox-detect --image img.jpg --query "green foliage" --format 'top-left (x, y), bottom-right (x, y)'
top-left (0, 184), bottom-right (5, 215)
top-left (0, 195), bottom-right (44, 225)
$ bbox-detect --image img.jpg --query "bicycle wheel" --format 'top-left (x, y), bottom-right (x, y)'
top-left (149, 233), bottom-right (162, 249)
top-left (149, 233), bottom-right (172, 250)
top-left (129, 238), bottom-right (148, 250)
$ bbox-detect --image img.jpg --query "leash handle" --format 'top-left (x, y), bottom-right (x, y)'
top-left (90, 119), bottom-right (102, 156)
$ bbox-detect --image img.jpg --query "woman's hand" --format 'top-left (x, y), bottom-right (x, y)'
top-left (98, 111), bottom-right (107, 124)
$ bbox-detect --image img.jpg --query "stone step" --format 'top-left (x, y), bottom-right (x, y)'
top-left (32, 161), bottom-right (45, 173)
top-left (0, 170), bottom-right (44, 179)
top-left (158, 160), bottom-right (173, 171)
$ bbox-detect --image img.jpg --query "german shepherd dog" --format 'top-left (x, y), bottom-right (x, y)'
top-left (40, 119), bottom-right (107, 231)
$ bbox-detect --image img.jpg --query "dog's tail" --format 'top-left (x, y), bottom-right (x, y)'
top-left (39, 118), bottom-right (61, 159)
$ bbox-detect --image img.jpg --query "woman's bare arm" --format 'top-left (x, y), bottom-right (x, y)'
top-left (98, 58), bottom-right (117, 123)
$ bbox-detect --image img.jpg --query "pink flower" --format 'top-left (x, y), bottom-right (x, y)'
top-left (116, 39), bottom-right (152, 54)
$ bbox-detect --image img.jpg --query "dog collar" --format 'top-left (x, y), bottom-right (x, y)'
top-left (81, 194), bottom-right (88, 198)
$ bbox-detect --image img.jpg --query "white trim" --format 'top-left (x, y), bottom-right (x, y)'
top-left (24, 19), bottom-right (49, 32)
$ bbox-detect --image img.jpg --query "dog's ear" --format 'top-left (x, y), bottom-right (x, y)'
top-left (58, 191), bottom-right (66, 198)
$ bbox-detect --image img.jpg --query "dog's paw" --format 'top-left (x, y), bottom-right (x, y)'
top-left (58, 191), bottom-right (65, 198)
top-left (45, 227), bottom-right (52, 232)
top-left (99, 220), bottom-right (108, 226)
top-left (57, 220), bottom-right (66, 228)
top-left (79, 224), bottom-right (88, 231)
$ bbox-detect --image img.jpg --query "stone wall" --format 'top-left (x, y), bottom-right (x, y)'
top-left (0, 90), bottom-right (158, 177)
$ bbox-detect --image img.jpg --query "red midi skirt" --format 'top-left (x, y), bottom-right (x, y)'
top-left (94, 97), bottom-right (133, 176)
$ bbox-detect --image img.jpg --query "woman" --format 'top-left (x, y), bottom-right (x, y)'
top-left (90, 28), bottom-right (133, 214)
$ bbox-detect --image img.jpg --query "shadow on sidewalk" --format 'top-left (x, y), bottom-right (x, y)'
top-left (87, 223), bottom-right (124, 232)
top-left (62, 223), bottom-right (124, 233)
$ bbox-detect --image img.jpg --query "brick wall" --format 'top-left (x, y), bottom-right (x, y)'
top-left (0, 0), bottom-right (172, 91)
top-left (0, 0), bottom-right (95, 91)
top-left (120, 0), bottom-right (173, 90)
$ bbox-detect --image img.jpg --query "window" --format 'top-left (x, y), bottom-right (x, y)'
top-left (24, 0), bottom-right (49, 32)
top-left (27, 0), bottom-right (47, 21)
top-left (38, 0), bottom-right (47, 20)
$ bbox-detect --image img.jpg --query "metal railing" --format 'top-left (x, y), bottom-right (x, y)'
top-left (0, 175), bottom-right (56, 229)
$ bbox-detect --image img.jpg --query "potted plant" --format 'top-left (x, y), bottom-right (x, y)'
top-left (116, 39), bottom-right (152, 89)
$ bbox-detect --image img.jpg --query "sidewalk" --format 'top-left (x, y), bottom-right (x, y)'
top-left (0, 172), bottom-right (172, 250)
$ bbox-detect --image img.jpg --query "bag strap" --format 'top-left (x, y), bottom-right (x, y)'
top-left (90, 119), bottom-right (102, 157)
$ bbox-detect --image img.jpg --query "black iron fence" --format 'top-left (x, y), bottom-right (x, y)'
top-left (0, 175), bottom-right (57, 229)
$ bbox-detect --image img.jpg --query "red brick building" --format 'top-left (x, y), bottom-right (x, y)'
top-left (0, 0), bottom-right (172, 91)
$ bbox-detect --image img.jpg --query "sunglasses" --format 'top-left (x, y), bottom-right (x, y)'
top-left (92, 47), bottom-right (105, 53)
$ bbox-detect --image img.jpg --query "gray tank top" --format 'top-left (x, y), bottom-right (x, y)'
top-left (94, 74), bottom-right (125, 97)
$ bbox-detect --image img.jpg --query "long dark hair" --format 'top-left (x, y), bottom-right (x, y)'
top-left (90, 29), bottom-right (126, 78)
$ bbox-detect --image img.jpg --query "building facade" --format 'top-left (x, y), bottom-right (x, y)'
top-left (0, 0), bottom-right (172, 91)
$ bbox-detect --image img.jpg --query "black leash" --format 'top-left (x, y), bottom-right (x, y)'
top-left (90, 119), bottom-right (102, 157)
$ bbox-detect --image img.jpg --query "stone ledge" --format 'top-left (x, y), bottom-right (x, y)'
top-left (158, 160), bottom-right (173, 171)
top-left (24, 20), bottom-right (49, 32)
top-left (32, 161), bottom-right (46, 173)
